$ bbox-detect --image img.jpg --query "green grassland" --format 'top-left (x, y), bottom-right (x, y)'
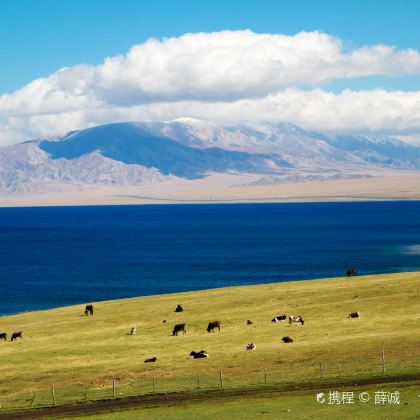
top-left (0, 272), bottom-right (419, 413)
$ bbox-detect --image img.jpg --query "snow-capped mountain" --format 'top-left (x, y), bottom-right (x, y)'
top-left (154, 118), bottom-right (420, 168)
top-left (147, 118), bottom-right (358, 163)
top-left (0, 118), bottom-right (419, 196)
top-left (327, 134), bottom-right (420, 168)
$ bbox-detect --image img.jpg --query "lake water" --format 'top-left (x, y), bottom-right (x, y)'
top-left (1, 201), bottom-right (419, 315)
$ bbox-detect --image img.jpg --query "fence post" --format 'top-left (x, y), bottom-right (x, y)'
top-left (51, 385), bottom-right (56, 405)
top-left (30, 392), bottom-right (36, 407)
top-left (338, 364), bottom-right (341, 378)
top-left (319, 360), bottom-right (324, 378)
top-left (264, 368), bottom-right (267, 384)
top-left (382, 342), bottom-right (386, 374)
top-left (152, 371), bottom-right (156, 392)
top-left (112, 379), bottom-right (116, 398)
top-left (219, 370), bottom-right (224, 388)
top-left (84, 386), bottom-right (88, 401)
top-left (197, 373), bottom-right (200, 389)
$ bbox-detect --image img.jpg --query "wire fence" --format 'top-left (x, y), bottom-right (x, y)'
top-left (1, 351), bottom-right (419, 412)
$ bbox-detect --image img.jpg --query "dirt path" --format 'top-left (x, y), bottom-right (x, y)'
top-left (1, 374), bottom-right (419, 419)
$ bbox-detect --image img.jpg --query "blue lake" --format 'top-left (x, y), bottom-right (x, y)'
top-left (1, 201), bottom-right (419, 315)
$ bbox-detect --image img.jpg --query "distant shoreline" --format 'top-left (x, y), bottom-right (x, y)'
top-left (2, 197), bottom-right (420, 209)
top-left (2, 172), bottom-right (420, 208)
top-left (2, 196), bottom-right (420, 209)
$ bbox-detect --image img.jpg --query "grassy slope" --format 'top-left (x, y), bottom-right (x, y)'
top-left (0, 272), bottom-right (419, 404)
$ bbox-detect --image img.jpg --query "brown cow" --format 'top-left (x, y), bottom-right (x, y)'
top-left (348, 312), bottom-right (360, 318)
top-left (144, 357), bottom-right (157, 363)
top-left (84, 304), bottom-right (94, 316)
top-left (11, 331), bottom-right (22, 341)
top-left (246, 320), bottom-right (253, 325)
top-left (172, 323), bottom-right (186, 336)
top-left (0, 333), bottom-right (6, 341)
top-left (207, 321), bottom-right (221, 333)
top-left (282, 336), bottom-right (294, 343)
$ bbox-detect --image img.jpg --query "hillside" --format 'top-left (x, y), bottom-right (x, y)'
top-left (0, 271), bottom-right (419, 413)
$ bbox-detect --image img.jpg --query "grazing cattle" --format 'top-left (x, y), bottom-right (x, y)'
top-left (130, 326), bottom-right (137, 335)
top-left (246, 320), bottom-right (253, 325)
top-left (207, 321), bottom-right (221, 333)
top-left (272, 315), bottom-right (287, 322)
top-left (289, 315), bottom-right (304, 326)
top-left (348, 312), bottom-right (360, 318)
top-left (162, 320), bottom-right (167, 323)
top-left (175, 304), bottom-right (183, 312)
top-left (11, 331), bottom-right (22, 341)
top-left (84, 304), bottom-right (94, 316)
top-left (0, 333), bottom-right (6, 341)
top-left (172, 323), bottom-right (186, 336)
top-left (144, 357), bottom-right (157, 363)
top-left (282, 336), bottom-right (294, 343)
top-left (190, 350), bottom-right (209, 359)
top-left (345, 268), bottom-right (358, 277)
top-left (246, 342), bottom-right (256, 350)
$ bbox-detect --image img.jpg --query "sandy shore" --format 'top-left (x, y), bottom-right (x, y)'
top-left (1, 171), bottom-right (420, 207)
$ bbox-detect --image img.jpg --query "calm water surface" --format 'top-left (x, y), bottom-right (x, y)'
top-left (1, 201), bottom-right (419, 315)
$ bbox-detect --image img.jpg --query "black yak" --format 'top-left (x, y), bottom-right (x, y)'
top-left (84, 304), bottom-right (94, 316)
top-left (345, 268), bottom-right (358, 277)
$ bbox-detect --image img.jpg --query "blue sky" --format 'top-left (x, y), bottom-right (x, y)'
top-left (1, 0), bottom-right (420, 144)
top-left (2, 0), bottom-right (420, 94)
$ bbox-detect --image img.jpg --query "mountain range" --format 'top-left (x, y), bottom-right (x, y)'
top-left (1, 118), bottom-right (420, 196)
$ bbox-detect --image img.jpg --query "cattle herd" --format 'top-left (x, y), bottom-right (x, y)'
top-left (0, 303), bottom-right (361, 354)
top-left (1, 270), bottom-right (360, 359)
top-left (134, 302), bottom-right (359, 362)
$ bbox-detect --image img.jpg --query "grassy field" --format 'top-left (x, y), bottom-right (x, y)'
top-left (0, 272), bottom-right (419, 414)
top-left (70, 381), bottom-right (420, 419)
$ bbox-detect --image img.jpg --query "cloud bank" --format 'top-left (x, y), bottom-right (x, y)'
top-left (1, 30), bottom-right (420, 145)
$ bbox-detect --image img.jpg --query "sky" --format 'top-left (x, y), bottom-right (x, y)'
top-left (1, 0), bottom-right (420, 145)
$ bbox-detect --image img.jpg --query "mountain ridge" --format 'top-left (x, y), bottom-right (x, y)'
top-left (1, 119), bottom-right (419, 196)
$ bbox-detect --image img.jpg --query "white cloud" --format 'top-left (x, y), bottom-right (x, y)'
top-left (1, 30), bottom-right (420, 145)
